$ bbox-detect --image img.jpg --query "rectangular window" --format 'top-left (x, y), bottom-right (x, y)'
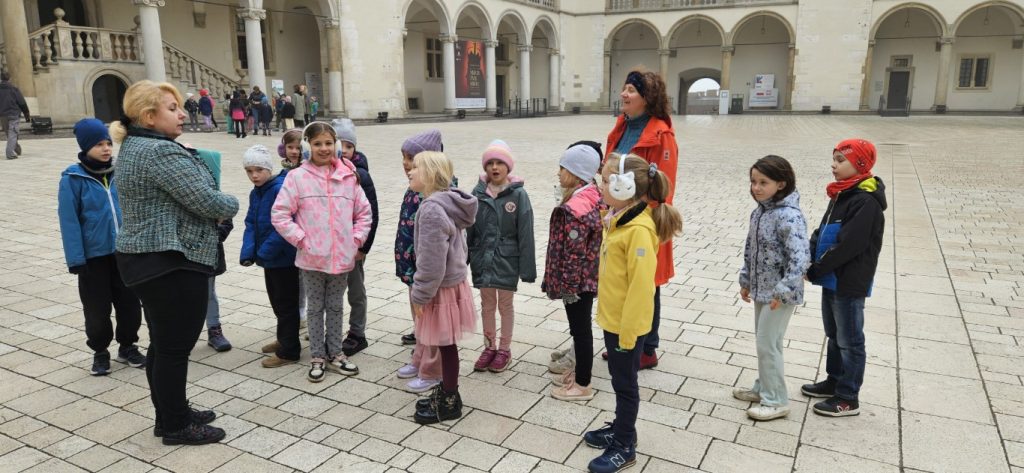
top-left (426, 37), bottom-right (443, 79)
top-left (957, 55), bottom-right (991, 89)
top-left (891, 56), bottom-right (911, 68)
top-left (235, 16), bottom-right (269, 70)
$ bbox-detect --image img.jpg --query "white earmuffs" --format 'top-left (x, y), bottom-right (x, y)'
top-left (299, 121), bottom-right (340, 160)
top-left (607, 156), bottom-right (636, 201)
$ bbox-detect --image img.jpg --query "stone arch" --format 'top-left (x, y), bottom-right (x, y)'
top-left (83, 68), bottom-right (132, 122)
top-left (533, 15), bottom-right (559, 50)
top-left (605, 18), bottom-right (663, 51)
top-left (952, 1), bottom-right (1024, 34)
top-left (496, 9), bottom-right (530, 45)
top-left (667, 15), bottom-right (726, 46)
top-left (677, 68), bottom-right (721, 114)
top-left (729, 11), bottom-right (795, 44)
top-left (402, 0), bottom-right (454, 36)
top-left (870, 3), bottom-right (949, 39)
top-left (454, 0), bottom-right (494, 41)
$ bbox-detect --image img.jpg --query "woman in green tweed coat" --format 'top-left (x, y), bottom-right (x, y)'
top-left (111, 80), bottom-right (238, 446)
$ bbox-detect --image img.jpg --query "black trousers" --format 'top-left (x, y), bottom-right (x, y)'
top-left (265, 267), bottom-right (301, 360)
top-left (132, 269), bottom-right (208, 432)
top-left (643, 287), bottom-right (661, 354)
top-left (79, 254), bottom-right (142, 353)
top-left (566, 293), bottom-right (595, 386)
top-left (605, 330), bottom-right (647, 447)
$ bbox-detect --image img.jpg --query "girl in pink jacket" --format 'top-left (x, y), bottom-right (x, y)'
top-left (271, 122), bottom-right (372, 383)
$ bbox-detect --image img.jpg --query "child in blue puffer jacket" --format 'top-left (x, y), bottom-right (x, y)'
top-left (734, 155), bottom-right (810, 422)
top-left (239, 145), bottom-right (301, 368)
top-left (58, 118), bottom-right (144, 376)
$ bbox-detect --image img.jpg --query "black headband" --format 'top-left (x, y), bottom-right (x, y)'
top-left (625, 71), bottom-right (646, 100)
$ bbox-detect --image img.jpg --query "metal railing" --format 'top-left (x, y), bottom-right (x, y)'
top-left (497, 98), bottom-right (549, 118)
top-left (606, 0), bottom-right (796, 11)
top-left (509, 0), bottom-right (559, 10)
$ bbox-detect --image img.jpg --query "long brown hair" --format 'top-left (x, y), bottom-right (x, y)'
top-left (607, 153), bottom-right (683, 243)
top-left (626, 68), bottom-right (671, 120)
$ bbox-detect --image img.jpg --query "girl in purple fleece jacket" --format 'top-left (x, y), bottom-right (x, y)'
top-left (407, 151), bottom-right (477, 425)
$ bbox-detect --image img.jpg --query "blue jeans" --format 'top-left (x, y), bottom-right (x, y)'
top-left (205, 277), bottom-right (220, 328)
top-left (751, 302), bottom-right (795, 406)
top-left (821, 289), bottom-right (866, 401)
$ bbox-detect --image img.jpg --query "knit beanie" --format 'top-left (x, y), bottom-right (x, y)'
top-left (567, 140), bottom-right (603, 161)
top-left (332, 118), bottom-right (356, 146)
top-left (73, 118), bottom-right (111, 153)
top-left (560, 144), bottom-right (601, 183)
top-left (242, 144), bottom-right (274, 171)
top-left (401, 129), bottom-right (443, 156)
top-left (834, 138), bottom-right (877, 174)
top-left (481, 139), bottom-right (514, 171)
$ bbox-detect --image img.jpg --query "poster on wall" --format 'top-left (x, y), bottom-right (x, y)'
top-left (271, 79), bottom-right (285, 98)
top-left (455, 40), bottom-right (486, 109)
top-left (754, 74), bottom-right (775, 90)
top-left (304, 72), bottom-right (323, 109)
top-left (748, 87), bottom-right (779, 107)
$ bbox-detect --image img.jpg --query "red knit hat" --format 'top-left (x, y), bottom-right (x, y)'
top-left (834, 138), bottom-right (876, 174)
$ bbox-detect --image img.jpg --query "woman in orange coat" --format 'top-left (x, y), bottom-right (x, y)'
top-left (604, 69), bottom-right (679, 370)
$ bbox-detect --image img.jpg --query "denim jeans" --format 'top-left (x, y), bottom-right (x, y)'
top-left (750, 302), bottom-right (795, 407)
top-left (2, 116), bottom-right (20, 158)
top-left (821, 289), bottom-right (866, 401)
top-left (205, 277), bottom-right (220, 328)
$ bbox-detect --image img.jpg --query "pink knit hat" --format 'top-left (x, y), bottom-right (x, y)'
top-left (481, 139), bottom-right (514, 172)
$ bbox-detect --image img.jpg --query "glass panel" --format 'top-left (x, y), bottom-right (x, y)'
top-left (427, 54), bottom-right (435, 78)
top-left (892, 57), bottom-right (909, 68)
top-left (435, 54), bottom-right (443, 78)
top-left (237, 36), bottom-right (248, 69)
top-left (974, 58), bottom-right (989, 88)
top-left (958, 58), bottom-right (973, 88)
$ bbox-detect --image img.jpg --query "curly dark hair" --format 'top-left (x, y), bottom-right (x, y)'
top-left (626, 68), bottom-right (671, 120)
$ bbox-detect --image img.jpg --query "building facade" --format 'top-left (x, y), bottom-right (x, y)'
top-left (0, 0), bottom-right (1022, 123)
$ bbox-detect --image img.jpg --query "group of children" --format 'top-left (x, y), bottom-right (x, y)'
top-left (58, 108), bottom-right (884, 471)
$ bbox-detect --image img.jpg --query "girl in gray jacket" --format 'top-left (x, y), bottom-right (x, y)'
top-left (734, 155), bottom-right (810, 422)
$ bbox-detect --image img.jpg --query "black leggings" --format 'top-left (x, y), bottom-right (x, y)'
top-left (233, 119), bottom-right (246, 136)
top-left (131, 269), bottom-right (208, 432)
top-left (79, 254), bottom-right (142, 353)
top-left (440, 344), bottom-right (459, 391)
top-left (566, 293), bottom-right (595, 386)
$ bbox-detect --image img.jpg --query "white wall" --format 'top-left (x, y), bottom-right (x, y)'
top-left (268, 2), bottom-right (323, 103)
top-left (792, 0), bottom-right (872, 111)
top-left (947, 8), bottom-right (1023, 111)
top-left (402, 29), bottom-right (445, 113)
top-left (869, 10), bottom-right (944, 111)
top-left (530, 42), bottom-right (551, 101)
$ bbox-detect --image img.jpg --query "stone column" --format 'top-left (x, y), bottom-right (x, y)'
top-left (485, 40), bottom-right (498, 111)
top-left (441, 34), bottom-right (457, 111)
top-left (133, 0), bottom-right (166, 82)
top-left (859, 40), bottom-right (875, 110)
top-left (784, 44), bottom-right (796, 110)
top-left (0, 0), bottom-right (37, 98)
top-left (323, 18), bottom-right (344, 115)
top-left (601, 50), bottom-right (612, 107)
top-left (239, 7), bottom-right (266, 92)
top-left (1017, 38), bottom-right (1024, 111)
top-left (658, 49), bottom-right (671, 80)
top-left (933, 36), bottom-right (955, 111)
top-left (720, 46), bottom-right (734, 90)
top-left (549, 50), bottom-right (560, 111)
top-left (518, 45), bottom-right (532, 101)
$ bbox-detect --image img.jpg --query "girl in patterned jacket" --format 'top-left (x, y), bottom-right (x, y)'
top-left (733, 155), bottom-right (810, 422)
top-left (271, 122), bottom-right (372, 383)
top-left (544, 143), bottom-right (604, 402)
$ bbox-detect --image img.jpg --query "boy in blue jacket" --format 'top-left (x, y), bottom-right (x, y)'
top-left (58, 118), bottom-right (144, 376)
top-left (239, 145), bottom-right (300, 368)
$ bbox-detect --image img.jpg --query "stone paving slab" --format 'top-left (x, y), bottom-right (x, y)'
top-left (0, 115), bottom-right (1022, 471)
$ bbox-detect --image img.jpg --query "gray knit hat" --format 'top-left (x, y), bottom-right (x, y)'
top-left (401, 129), bottom-right (443, 156)
top-left (332, 118), bottom-right (356, 146)
top-left (242, 144), bottom-right (274, 171)
top-left (560, 144), bottom-right (601, 183)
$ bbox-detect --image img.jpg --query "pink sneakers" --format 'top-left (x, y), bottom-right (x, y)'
top-left (489, 349), bottom-right (512, 373)
top-left (474, 348), bottom-right (497, 372)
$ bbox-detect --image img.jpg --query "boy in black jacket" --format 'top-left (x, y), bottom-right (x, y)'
top-left (802, 138), bottom-right (886, 417)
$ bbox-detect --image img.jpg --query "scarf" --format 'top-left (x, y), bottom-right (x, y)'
top-left (78, 153), bottom-right (114, 176)
top-left (826, 173), bottom-right (873, 199)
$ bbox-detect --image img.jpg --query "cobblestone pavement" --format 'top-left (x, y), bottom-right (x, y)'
top-left (0, 115), bottom-right (1021, 472)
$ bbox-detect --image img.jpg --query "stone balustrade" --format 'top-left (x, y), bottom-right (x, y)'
top-left (28, 23), bottom-right (142, 69)
top-left (606, 0), bottom-right (796, 11)
top-left (162, 42), bottom-right (240, 99)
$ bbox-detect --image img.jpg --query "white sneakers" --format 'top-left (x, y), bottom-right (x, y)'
top-left (731, 388), bottom-right (761, 403)
top-left (746, 404), bottom-right (790, 421)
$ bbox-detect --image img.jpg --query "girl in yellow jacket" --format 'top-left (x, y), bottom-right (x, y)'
top-left (583, 153), bottom-right (682, 473)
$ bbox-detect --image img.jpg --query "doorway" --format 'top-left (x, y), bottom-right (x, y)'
top-left (496, 75), bottom-right (505, 107)
top-left (886, 71), bottom-right (910, 110)
top-left (91, 75), bottom-right (127, 123)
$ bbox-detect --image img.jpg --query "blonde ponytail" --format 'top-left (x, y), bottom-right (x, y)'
top-left (109, 121), bottom-right (127, 144)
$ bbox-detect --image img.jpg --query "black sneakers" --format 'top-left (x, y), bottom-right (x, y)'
top-left (801, 379), bottom-right (836, 398)
top-left (813, 396), bottom-right (860, 417)
top-left (342, 332), bottom-right (368, 356)
top-left (401, 333), bottom-right (416, 345)
top-left (161, 423), bottom-right (226, 446)
top-left (91, 351), bottom-right (111, 376)
top-left (115, 345), bottom-right (146, 368)
top-left (153, 407), bottom-right (217, 437)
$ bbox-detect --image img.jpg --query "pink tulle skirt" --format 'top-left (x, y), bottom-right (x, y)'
top-left (415, 280), bottom-right (477, 347)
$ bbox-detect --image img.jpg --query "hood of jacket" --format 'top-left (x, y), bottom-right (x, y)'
top-left (472, 175), bottom-right (524, 197)
top-left (427, 189), bottom-right (477, 229)
top-left (758, 188), bottom-right (802, 212)
top-left (609, 201), bottom-right (656, 235)
top-left (298, 157), bottom-right (356, 182)
top-left (564, 184), bottom-right (601, 219)
top-left (843, 176), bottom-right (887, 211)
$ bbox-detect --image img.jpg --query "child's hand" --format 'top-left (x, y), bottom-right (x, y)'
top-left (413, 304), bottom-right (424, 318)
top-left (355, 251), bottom-right (366, 261)
top-left (770, 298), bottom-right (781, 310)
top-left (739, 287), bottom-right (751, 303)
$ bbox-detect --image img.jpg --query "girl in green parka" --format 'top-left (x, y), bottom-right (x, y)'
top-left (468, 139), bottom-right (535, 373)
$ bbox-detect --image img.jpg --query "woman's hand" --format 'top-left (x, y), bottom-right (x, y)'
top-left (413, 304), bottom-right (424, 318)
top-left (770, 298), bottom-right (781, 310)
top-left (739, 287), bottom-right (751, 303)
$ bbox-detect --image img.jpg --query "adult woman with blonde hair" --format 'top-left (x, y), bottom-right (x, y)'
top-left (598, 68), bottom-right (679, 370)
top-left (112, 80), bottom-right (239, 446)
